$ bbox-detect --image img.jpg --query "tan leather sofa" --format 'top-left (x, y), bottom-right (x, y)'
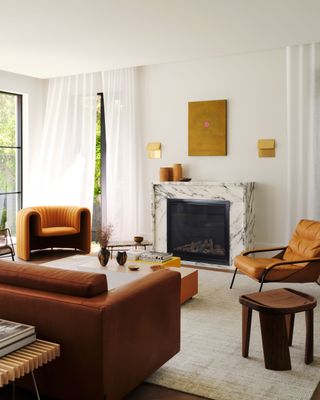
top-left (16, 206), bottom-right (91, 260)
top-left (0, 260), bottom-right (181, 400)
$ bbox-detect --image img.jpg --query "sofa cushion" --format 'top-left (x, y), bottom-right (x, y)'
top-left (39, 227), bottom-right (78, 237)
top-left (0, 260), bottom-right (108, 297)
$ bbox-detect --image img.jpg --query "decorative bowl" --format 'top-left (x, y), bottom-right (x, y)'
top-left (150, 264), bottom-right (165, 271)
top-left (134, 236), bottom-right (144, 243)
top-left (128, 265), bottom-right (140, 271)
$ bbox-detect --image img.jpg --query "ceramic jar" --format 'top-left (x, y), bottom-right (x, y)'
top-left (173, 164), bottom-right (182, 181)
top-left (116, 251), bottom-right (127, 265)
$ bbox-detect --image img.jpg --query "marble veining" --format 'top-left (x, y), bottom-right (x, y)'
top-left (152, 181), bottom-right (255, 269)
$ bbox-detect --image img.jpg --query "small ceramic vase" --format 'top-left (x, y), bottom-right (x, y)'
top-left (116, 251), bottom-right (127, 266)
top-left (98, 247), bottom-right (110, 267)
top-left (173, 163), bottom-right (182, 181)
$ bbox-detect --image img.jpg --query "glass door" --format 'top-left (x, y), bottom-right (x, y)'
top-left (0, 91), bottom-right (22, 237)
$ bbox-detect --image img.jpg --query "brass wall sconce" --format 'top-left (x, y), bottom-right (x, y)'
top-left (147, 142), bottom-right (161, 159)
top-left (258, 139), bottom-right (275, 157)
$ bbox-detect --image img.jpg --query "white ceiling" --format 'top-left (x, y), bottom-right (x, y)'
top-left (0, 0), bottom-right (319, 79)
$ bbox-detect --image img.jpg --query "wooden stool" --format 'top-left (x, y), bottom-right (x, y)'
top-left (239, 288), bottom-right (317, 370)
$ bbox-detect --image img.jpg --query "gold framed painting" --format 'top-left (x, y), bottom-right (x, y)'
top-left (188, 99), bottom-right (227, 156)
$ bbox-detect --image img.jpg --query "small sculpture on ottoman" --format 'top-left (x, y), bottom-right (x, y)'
top-left (97, 224), bottom-right (113, 267)
top-left (116, 251), bottom-right (127, 265)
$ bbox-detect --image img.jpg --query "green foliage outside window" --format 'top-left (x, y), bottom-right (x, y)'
top-left (0, 93), bottom-right (17, 231)
top-left (0, 201), bottom-right (7, 229)
top-left (94, 96), bottom-right (102, 204)
top-left (0, 94), bottom-right (16, 194)
top-left (92, 95), bottom-right (103, 239)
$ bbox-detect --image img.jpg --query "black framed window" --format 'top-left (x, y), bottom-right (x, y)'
top-left (0, 91), bottom-right (22, 236)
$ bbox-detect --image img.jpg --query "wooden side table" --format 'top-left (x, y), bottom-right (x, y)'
top-left (106, 240), bottom-right (153, 258)
top-left (0, 339), bottom-right (60, 399)
top-left (239, 288), bottom-right (317, 370)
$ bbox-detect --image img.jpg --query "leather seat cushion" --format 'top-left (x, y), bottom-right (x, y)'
top-left (234, 255), bottom-right (303, 281)
top-left (39, 227), bottom-right (78, 237)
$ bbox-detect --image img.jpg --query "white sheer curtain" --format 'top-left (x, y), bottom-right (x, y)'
top-left (286, 43), bottom-right (320, 237)
top-left (28, 73), bottom-right (97, 209)
top-left (102, 68), bottom-right (143, 240)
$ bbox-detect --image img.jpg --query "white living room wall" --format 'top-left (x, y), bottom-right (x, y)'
top-left (0, 69), bottom-right (46, 206)
top-left (138, 48), bottom-right (287, 247)
top-left (10, 48), bottom-right (286, 248)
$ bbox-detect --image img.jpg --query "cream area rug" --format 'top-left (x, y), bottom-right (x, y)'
top-left (42, 255), bottom-right (320, 400)
top-left (147, 270), bottom-right (320, 400)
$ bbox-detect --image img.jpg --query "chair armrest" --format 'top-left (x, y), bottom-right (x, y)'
top-left (64, 208), bottom-right (91, 251)
top-left (62, 207), bottom-right (90, 231)
top-left (265, 258), bottom-right (320, 270)
top-left (242, 246), bottom-right (287, 256)
top-left (101, 270), bottom-right (181, 400)
top-left (16, 208), bottom-right (42, 260)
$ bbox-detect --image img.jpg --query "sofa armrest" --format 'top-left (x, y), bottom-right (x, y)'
top-left (102, 269), bottom-right (181, 400)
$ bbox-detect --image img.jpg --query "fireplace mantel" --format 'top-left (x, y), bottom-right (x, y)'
top-left (152, 181), bottom-right (255, 268)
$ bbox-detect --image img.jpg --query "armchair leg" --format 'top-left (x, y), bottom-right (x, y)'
top-left (230, 268), bottom-right (238, 289)
top-left (259, 270), bottom-right (269, 292)
top-left (259, 281), bottom-right (264, 292)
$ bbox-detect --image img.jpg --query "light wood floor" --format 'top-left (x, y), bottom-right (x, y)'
top-left (3, 249), bottom-right (320, 400)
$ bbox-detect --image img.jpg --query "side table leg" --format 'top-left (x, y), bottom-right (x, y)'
top-left (285, 314), bottom-right (295, 346)
top-left (12, 381), bottom-right (15, 400)
top-left (305, 309), bottom-right (314, 364)
top-left (31, 371), bottom-right (41, 400)
top-left (242, 305), bottom-right (252, 357)
top-left (259, 312), bottom-right (291, 370)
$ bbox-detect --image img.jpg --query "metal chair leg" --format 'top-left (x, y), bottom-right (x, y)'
top-left (31, 371), bottom-right (41, 400)
top-left (259, 278), bottom-right (265, 292)
top-left (259, 269), bottom-right (270, 292)
top-left (230, 268), bottom-right (238, 289)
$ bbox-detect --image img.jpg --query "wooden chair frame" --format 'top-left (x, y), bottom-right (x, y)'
top-left (0, 228), bottom-right (15, 261)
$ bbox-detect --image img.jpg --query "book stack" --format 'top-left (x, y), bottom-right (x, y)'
top-left (139, 251), bottom-right (173, 262)
top-left (0, 319), bottom-right (36, 357)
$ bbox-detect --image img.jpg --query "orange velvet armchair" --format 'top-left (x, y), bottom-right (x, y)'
top-left (230, 219), bottom-right (320, 291)
top-left (16, 206), bottom-right (91, 260)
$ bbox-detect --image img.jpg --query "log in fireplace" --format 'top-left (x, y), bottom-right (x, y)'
top-left (167, 199), bottom-right (230, 265)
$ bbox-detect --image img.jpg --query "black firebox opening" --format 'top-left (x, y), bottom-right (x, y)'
top-left (167, 199), bottom-right (230, 265)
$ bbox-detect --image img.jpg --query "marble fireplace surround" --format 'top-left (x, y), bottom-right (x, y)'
top-left (152, 181), bottom-right (255, 269)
